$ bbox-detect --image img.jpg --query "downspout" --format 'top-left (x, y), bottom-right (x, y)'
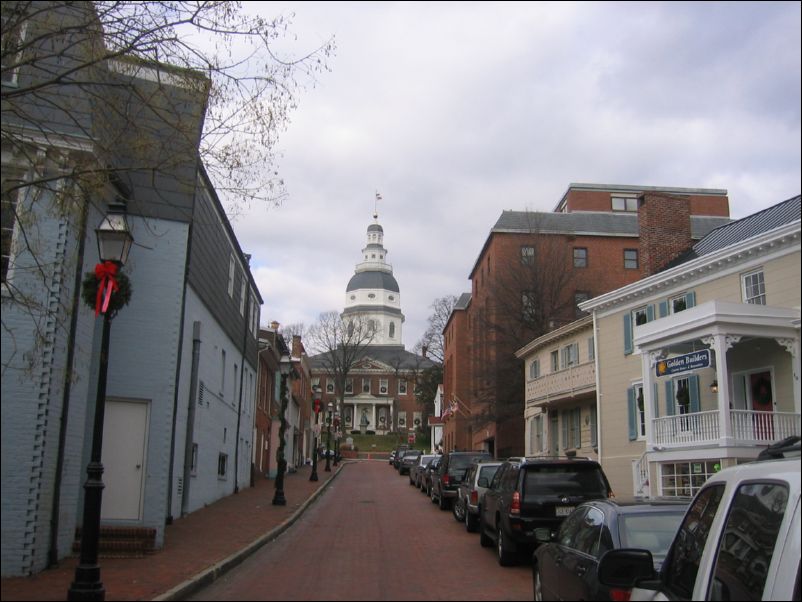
top-left (233, 285), bottom-right (250, 493)
top-left (180, 322), bottom-right (201, 516)
top-left (49, 195), bottom-right (89, 567)
top-left (592, 311), bottom-right (602, 467)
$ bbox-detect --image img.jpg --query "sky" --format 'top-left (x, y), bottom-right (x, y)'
top-left (224, 1), bottom-right (801, 350)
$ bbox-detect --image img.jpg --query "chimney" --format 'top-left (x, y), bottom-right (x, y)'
top-left (638, 192), bottom-right (693, 276)
top-left (421, 345), bottom-right (428, 358)
top-left (292, 334), bottom-right (303, 357)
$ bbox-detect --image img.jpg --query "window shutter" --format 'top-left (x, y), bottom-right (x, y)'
top-left (685, 291), bottom-right (696, 309)
top-left (653, 383), bottom-right (660, 419)
top-left (627, 388), bottom-right (637, 441)
top-left (659, 300), bottom-right (669, 318)
top-left (624, 314), bottom-right (633, 355)
top-left (561, 411), bottom-right (568, 449)
top-left (689, 374), bottom-right (701, 413)
top-left (646, 304), bottom-right (655, 322)
top-left (590, 405), bottom-right (597, 447)
top-left (665, 381), bottom-right (675, 416)
top-left (573, 409), bottom-right (582, 448)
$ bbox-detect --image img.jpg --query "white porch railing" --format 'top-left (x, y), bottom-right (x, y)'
top-left (653, 410), bottom-right (801, 448)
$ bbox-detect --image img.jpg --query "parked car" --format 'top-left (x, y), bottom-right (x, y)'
top-left (390, 444), bottom-right (408, 466)
top-left (409, 454), bottom-right (437, 487)
top-left (454, 461), bottom-right (503, 532)
top-left (388, 450), bottom-right (396, 465)
top-left (532, 499), bottom-right (689, 601)
top-left (480, 456), bottom-right (612, 566)
top-left (392, 445), bottom-right (411, 470)
top-left (422, 455), bottom-right (442, 495)
top-left (431, 451), bottom-right (492, 510)
top-left (399, 449), bottom-right (422, 475)
top-left (598, 437), bottom-right (802, 601)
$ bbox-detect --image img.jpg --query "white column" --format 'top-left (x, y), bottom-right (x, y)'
top-left (777, 337), bottom-right (800, 414)
top-left (642, 351), bottom-right (656, 448)
top-left (372, 404), bottom-right (377, 430)
top-left (706, 334), bottom-right (734, 445)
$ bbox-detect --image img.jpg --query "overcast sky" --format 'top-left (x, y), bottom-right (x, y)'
top-left (225, 1), bottom-right (801, 350)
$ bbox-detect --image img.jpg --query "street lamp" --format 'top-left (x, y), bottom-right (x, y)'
top-left (69, 212), bottom-right (133, 601)
top-left (324, 402), bottom-right (333, 472)
top-left (310, 387), bottom-right (322, 482)
top-left (333, 410), bottom-right (341, 466)
top-left (273, 354), bottom-right (292, 506)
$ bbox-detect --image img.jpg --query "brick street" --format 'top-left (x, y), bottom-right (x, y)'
top-left (186, 461), bottom-right (533, 601)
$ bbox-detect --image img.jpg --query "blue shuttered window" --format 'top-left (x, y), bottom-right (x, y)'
top-left (665, 380), bottom-right (675, 416)
top-left (627, 387), bottom-right (637, 441)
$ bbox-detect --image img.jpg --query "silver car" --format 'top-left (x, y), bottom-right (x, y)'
top-left (454, 461), bottom-right (502, 532)
top-left (409, 454), bottom-right (437, 486)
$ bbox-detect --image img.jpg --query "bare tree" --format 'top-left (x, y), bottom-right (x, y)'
top-left (1, 1), bottom-right (334, 373)
top-left (305, 310), bottom-right (376, 420)
top-left (413, 294), bottom-right (457, 364)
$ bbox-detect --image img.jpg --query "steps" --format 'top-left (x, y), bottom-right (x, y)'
top-left (72, 526), bottom-right (157, 558)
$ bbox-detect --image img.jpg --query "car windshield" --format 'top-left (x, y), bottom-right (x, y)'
top-left (618, 511), bottom-right (686, 563)
top-left (478, 464), bottom-right (500, 483)
top-left (523, 464), bottom-right (609, 498)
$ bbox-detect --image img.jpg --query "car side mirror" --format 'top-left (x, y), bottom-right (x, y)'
top-left (477, 477), bottom-right (489, 488)
top-left (534, 528), bottom-right (554, 544)
top-left (598, 549), bottom-right (656, 589)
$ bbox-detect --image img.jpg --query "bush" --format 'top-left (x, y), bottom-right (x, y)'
top-left (366, 430), bottom-right (375, 435)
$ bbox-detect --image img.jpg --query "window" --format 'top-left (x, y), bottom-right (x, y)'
top-left (573, 507), bottom-right (605, 557)
top-left (379, 379), bottom-right (388, 395)
top-left (1, 178), bottom-right (21, 283)
top-left (561, 408), bottom-right (581, 449)
top-left (217, 453), bottom-right (228, 478)
top-left (362, 378), bottom-right (371, 394)
top-left (528, 359), bottom-right (540, 380)
top-left (588, 336), bottom-right (595, 362)
top-left (573, 247), bottom-right (587, 268)
top-left (345, 378), bottom-right (353, 394)
top-left (561, 343), bottom-right (579, 369)
top-left (633, 305), bottom-right (651, 326)
top-left (521, 246), bottom-right (535, 265)
top-left (190, 444), bottom-right (198, 476)
top-left (710, 482), bottom-right (789, 601)
top-left (367, 319), bottom-right (376, 333)
top-left (326, 378), bottom-right (335, 394)
top-left (1, 10), bottom-right (26, 86)
top-left (590, 405), bottom-right (597, 447)
top-left (233, 364), bottom-right (238, 403)
top-left (670, 294), bottom-right (688, 314)
top-left (522, 291), bottom-right (537, 321)
top-left (220, 349), bottom-right (226, 396)
top-left (530, 415), bottom-right (543, 454)
top-left (742, 269), bottom-right (766, 305)
top-left (389, 322), bottom-right (395, 338)
top-left (612, 196), bottom-right (638, 212)
top-left (635, 384), bottom-right (646, 439)
top-left (398, 412), bottom-right (406, 427)
top-left (550, 350), bottom-right (559, 372)
top-left (398, 379), bottom-right (407, 395)
top-left (663, 485), bottom-right (725, 598)
top-left (624, 249), bottom-right (639, 269)
top-left (239, 276), bottom-right (246, 315)
top-left (228, 255), bottom-right (235, 297)
top-left (661, 461), bottom-right (721, 498)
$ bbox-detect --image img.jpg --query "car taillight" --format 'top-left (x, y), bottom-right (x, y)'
top-left (608, 489), bottom-right (615, 498)
top-left (609, 588), bottom-right (631, 602)
top-left (510, 491), bottom-right (521, 515)
top-left (470, 490), bottom-right (479, 505)
top-left (443, 474), bottom-right (450, 487)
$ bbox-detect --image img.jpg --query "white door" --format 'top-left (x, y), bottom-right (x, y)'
top-left (101, 399), bottom-right (149, 520)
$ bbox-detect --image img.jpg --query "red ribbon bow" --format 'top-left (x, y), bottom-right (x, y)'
top-left (94, 261), bottom-right (119, 317)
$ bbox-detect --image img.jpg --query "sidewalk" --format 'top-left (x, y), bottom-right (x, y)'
top-left (1, 463), bottom-right (342, 601)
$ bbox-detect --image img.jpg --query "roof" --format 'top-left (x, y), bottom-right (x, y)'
top-left (470, 211), bottom-right (730, 277)
top-left (368, 223), bottom-right (384, 232)
top-left (554, 182), bottom-right (728, 212)
top-left (664, 195), bottom-right (801, 269)
top-left (454, 293), bottom-right (472, 310)
top-left (346, 271), bottom-right (400, 292)
top-left (308, 345), bottom-right (437, 371)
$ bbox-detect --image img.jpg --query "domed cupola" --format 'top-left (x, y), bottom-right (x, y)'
top-left (342, 212), bottom-right (405, 345)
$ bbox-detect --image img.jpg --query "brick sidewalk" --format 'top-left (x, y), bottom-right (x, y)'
top-left (1, 464), bottom-right (341, 601)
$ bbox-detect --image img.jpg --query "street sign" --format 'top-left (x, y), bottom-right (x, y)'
top-left (408, 433), bottom-right (415, 444)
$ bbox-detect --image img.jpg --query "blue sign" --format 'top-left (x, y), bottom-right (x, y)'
top-left (656, 349), bottom-right (711, 377)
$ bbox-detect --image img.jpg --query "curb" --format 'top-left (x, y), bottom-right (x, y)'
top-left (153, 463), bottom-right (347, 601)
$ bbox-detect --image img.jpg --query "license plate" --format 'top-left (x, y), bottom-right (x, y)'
top-left (555, 506), bottom-right (574, 516)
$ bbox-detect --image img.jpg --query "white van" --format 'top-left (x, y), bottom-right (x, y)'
top-left (598, 438), bottom-right (801, 601)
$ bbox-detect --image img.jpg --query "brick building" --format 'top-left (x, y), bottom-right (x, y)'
top-left (444, 183), bottom-right (731, 458)
top-left (310, 214), bottom-right (435, 440)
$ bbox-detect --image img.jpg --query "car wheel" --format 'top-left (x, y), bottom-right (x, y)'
top-left (466, 510), bottom-right (479, 533)
top-left (438, 492), bottom-right (449, 511)
top-left (479, 514), bottom-right (493, 547)
top-left (533, 563), bottom-right (543, 601)
top-left (453, 498), bottom-right (466, 522)
top-left (497, 523), bottom-right (516, 566)
top-left (430, 486), bottom-right (438, 504)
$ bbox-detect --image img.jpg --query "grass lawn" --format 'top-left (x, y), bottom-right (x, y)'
top-left (344, 433), bottom-right (430, 453)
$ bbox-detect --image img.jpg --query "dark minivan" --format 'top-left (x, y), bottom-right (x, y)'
top-left (480, 456), bottom-right (612, 566)
top-left (431, 451), bottom-right (492, 510)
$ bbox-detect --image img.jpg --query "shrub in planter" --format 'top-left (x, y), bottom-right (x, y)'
top-left (366, 430), bottom-right (375, 435)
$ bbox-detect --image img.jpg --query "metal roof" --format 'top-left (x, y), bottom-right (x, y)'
top-left (346, 271), bottom-right (400, 292)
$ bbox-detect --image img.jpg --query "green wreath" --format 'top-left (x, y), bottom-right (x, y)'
top-left (81, 269), bottom-right (132, 317)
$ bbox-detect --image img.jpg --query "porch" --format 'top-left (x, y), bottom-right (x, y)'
top-left (653, 408), bottom-right (801, 448)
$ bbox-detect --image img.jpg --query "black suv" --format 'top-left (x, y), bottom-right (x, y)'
top-left (431, 451), bottom-right (492, 511)
top-left (479, 456), bottom-right (612, 566)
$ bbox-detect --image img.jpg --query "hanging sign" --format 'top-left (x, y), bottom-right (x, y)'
top-left (656, 349), bottom-right (711, 377)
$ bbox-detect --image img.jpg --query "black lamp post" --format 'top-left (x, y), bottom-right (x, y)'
top-left (324, 402), bottom-right (333, 472)
top-left (310, 387), bottom-right (321, 482)
top-left (273, 354), bottom-right (292, 506)
top-left (69, 213), bottom-right (133, 601)
top-left (333, 410), bottom-right (341, 466)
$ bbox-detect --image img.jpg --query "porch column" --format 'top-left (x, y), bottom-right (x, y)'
top-left (372, 404), bottom-right (377, 430)
top-left (777, 337), bottom-right (800, 415)
top-left (642, 352), bottom-right (657, 448)
top-left (353, 403), bottom-right (358, 430)
top-left (705, 334), bottom-right (734, 445)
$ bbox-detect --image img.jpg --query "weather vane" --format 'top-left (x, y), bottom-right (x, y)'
top-left (374, 190), bottom-right (382, 219)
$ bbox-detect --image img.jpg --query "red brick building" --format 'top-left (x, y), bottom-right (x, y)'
top-left (254, 326), bottom-right (287, 479)
top-left (445, 183), bottom-right (731, 458)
